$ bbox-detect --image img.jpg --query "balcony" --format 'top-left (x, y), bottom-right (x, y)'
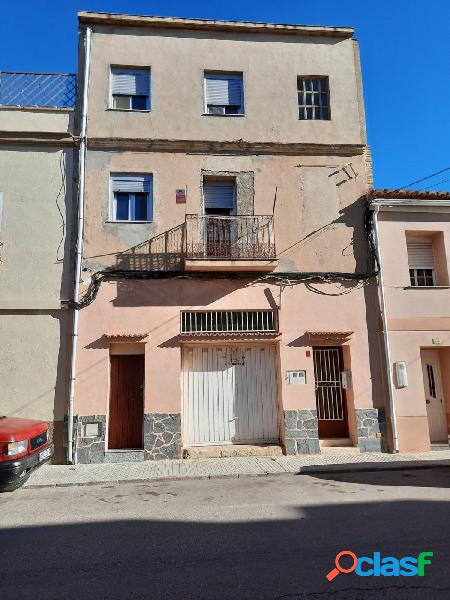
top-left (185, 214), bottom-right (277, 272)
top-left (0, 72), bottom-right (77, 109)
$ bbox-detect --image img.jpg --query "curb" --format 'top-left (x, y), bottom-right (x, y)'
top-left (22, 460), bottom-right (450, 490)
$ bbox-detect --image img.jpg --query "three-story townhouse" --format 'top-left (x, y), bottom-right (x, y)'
top-left (71, 13), bottom-right (387, 463)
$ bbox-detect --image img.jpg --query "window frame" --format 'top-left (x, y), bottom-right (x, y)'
top-left (409, 268), bottom-right (437, 287)
top-left (109, 66), bottom-right (151, 112)
top-left (297, 76), bottom-right (330, 121)
top-left (203, 71), bottom-right (245, 117)
top-left (109, 174), bottom-right (153, 223)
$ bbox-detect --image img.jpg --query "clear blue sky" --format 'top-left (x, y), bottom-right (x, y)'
top-left (2, 1), bottom-right (449, 191)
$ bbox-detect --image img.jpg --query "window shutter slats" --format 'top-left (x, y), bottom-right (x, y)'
top-left (407, 237), bottom-right (435, 268)
top-left (203, 182), bottom-right (234, 209)
top-left (111, 69), bottom-right (150, 96)
top-left (205, 75), bottom-right (242, 106)
top-left (111, 174), bottom-right (152, 193)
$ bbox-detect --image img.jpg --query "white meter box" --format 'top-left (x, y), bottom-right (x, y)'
top-left (287, 370), bottom-right (306, 385)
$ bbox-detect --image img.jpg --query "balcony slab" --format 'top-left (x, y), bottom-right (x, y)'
top-left (184, 259), bottom-right (278, 272)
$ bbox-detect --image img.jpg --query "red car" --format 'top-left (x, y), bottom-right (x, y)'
top-left (0, 417), bottom-right (53, 492)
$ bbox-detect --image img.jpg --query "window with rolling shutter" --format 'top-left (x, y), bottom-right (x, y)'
top-left (203, 181), bottom-right (235, 212)
top-left (110, 174), bottom-right (153, 222)
top-left (204, 72), bottom-right (244, 115)
top-left (406, 236), bottom-right (436, 286)
top-left (111, 68), bottom-right (150, 110)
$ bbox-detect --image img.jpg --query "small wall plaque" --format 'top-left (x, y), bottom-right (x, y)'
top-left (432, 338), bottom-right (442, 345)
top-left (176, 189), bottom-right (186, 204)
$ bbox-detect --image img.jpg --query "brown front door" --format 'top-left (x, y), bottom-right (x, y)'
top-left (108, 354), bottom-right (144, 449)
top-left (313, 347), bottom-right (348, 438)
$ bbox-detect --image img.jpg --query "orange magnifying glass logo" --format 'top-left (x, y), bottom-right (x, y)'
top-left (326, 550), bottom-right (358, 581)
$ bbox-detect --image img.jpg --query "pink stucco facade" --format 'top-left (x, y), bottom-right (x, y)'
top-left (72, 13), bottom-right (388, 463)
top-left (374, 199), bottom-right (450, 452)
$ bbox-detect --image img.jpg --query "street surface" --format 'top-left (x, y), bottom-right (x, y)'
top-left (1, 468), bottom-right (449, 599)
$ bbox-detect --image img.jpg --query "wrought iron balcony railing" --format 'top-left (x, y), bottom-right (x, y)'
top-left (185, 214), bottom-right (276, 260)
top-left (0, 72), bottom-right (77, 109)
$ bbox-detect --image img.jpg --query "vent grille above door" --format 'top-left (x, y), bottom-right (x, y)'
top-left (181, 310), bottom-right (277, 335)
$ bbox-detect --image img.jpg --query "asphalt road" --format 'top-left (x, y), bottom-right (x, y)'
top-left (1, 468), bottom-right (450, 599)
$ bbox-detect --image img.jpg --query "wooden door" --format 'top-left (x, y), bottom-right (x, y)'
top-left (422, 349), bottom-right (447, 443)
top-left (108, 354), bottom-right (144, 449)
top-left (313, 347), bottom-right (348, 438)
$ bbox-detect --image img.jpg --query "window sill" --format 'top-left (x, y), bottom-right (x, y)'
top-left (106, 220), bottom-right (153, 224)
top-left (106, 108), bottom-right (151, 113)
top-left (202, 113), bottom-right (245, 117)
top-left (403, 285), bottom-right (450, 289)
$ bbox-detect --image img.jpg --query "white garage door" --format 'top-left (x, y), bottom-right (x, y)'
top-left (182, 345), bottom-right (279, 445)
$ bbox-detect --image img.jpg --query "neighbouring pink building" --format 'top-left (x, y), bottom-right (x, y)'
top-left (372, 189), bottom-right (450, 452)
top-left (71, 12), bottom-right (388, 463)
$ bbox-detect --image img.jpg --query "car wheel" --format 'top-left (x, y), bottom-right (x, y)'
top-left (0, 469), bottom-right (31, 492)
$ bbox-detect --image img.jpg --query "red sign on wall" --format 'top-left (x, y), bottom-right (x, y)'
top-left (176, 189), bottom-right (186, 204)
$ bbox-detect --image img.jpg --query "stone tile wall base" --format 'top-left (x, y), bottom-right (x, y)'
top-left (144, 413), bottom-right (182, 460)
top-left (355, 408), bottom-right (388, 453)
top-left (284, 409), bottom-right (320, 455)
top-left (74, 415), bottom-right (107, 464)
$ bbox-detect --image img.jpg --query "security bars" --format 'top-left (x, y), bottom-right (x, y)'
top-left (181, 310), bottom-right (278, 335)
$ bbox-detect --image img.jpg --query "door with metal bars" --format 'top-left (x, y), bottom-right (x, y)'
top-left (313, 347), bottom-right (348, 438)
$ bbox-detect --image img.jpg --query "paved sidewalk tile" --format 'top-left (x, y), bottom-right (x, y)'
top-left (23, 450), bottom-right (450, 489)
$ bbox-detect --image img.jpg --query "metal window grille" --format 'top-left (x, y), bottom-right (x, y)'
top-left (181, 310), bottom-right (277, 334)
top-left (0, 72), bottom-right (77, 108)
top-left (298, 77), bottom-right (330, 120)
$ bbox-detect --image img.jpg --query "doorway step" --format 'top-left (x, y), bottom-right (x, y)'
top-left (183, 444), bottom-right (283, 459)
top-left (319, 438), bottom-right (360, 455)
top-left (104, 450), bottom-right (145, 463)
top-left (430, 443), bottom-right (450, 452)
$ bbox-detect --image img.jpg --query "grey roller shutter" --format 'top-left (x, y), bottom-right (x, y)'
top-left (407, 237), bottom-right (435, 268)
top-left (111, 69), bottom-right (150, 96)
top-left (203, 182), bottom-right (235, 209)
top-left (111, 174), bottom-right (152, 193)
top-left (205, 74), bottom-right (243, 107)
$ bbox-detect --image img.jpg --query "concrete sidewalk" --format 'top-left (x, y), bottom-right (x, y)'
top-left (23, 449), bottom-right (450, 489)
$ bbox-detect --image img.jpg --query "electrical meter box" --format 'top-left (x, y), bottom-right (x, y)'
top-left (287, 370), bottom-right (306, 385)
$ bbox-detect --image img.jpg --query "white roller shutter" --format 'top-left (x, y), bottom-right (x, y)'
top-left (203, 181), bottom-right (235, 210)
top-left (407, 237), bottom-right (435, 268)
top-left (205, 74), bottom-right (243, 107)
top-left (111, 174), bottom-right (152, 193)
top-left (111, 69), bottom-right (150, 96)
top-left (182, 345), bottom-right (279, 445)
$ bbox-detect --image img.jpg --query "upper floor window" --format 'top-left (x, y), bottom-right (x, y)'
top-left (203, 179), bottom-right (236, 215)
top-left (204, 72), bottom-right (244, 116)
top-left (111, 68), bottom-right (150, 111)
top-left (407, 236), bottom-right (436, 286)
top-left (298, 77), bottom-right (330, 120)
top-left (110, 174), bottom-right (153, 222)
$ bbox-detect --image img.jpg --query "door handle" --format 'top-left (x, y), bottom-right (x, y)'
top-left (426, 399), bottom-right (431, 404)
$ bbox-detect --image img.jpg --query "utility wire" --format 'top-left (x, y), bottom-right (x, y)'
top-left (422, 177), bottom-right (450, 191)
top-left (398, 166), bottom-right (450, 190)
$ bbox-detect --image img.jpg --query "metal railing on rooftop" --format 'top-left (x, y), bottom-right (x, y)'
top-left (0, 71), bottom-right (77, 109)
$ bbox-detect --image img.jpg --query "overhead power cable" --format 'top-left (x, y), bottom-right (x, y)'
top-left (398, 166), bottom-right (450, 190)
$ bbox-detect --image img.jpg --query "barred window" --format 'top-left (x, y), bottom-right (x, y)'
top-left (298, 77), bottom-right (330, 120)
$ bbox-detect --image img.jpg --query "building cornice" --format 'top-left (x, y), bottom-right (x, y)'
top-left (0, 131), bottom-right (77, 147)
top-left (78, 12), bottom-right (354, 38)
top-left (88, 138), bottom-right (365, 156)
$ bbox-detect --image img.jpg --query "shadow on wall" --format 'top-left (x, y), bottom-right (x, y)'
top-left (277, 195), bottom-right (370, 273)
top-left (112, 277), bottom-right (254, 307)
top-left (1, 496), bottom-right (449, 599)
top-left (115, 223), bottom-right (186, 272)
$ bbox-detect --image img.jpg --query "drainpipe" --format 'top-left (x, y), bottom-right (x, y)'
top-left (67, 27), bottom-right (92, 464)
top-left (372, 205), bottom-right (399, 452)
